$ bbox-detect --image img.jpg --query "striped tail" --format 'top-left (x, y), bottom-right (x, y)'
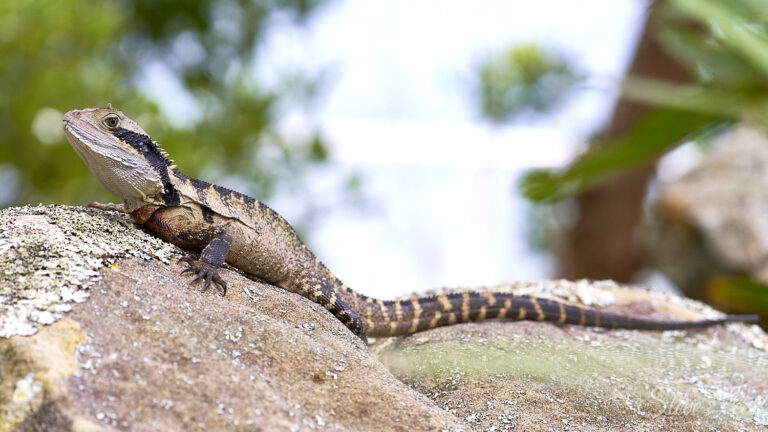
top-left (359, 292), bottom-right (759, 337)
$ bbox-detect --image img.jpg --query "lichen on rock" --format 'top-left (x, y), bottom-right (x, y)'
top-left (0, 205), bottom-right (464, 431)
top-left (1, 205), bottom-right (766, 431)
top-left (0, 205), bottom-right (179, 338)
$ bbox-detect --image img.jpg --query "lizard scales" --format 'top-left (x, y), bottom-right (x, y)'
top-left (62, 105), bottom-right (758, 341)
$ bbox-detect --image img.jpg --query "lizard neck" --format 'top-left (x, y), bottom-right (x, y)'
top-left (107, 127), bottom-right (180, 212)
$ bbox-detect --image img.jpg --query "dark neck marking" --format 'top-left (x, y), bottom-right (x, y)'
top-left (112, 127), bottom-right (180, 206)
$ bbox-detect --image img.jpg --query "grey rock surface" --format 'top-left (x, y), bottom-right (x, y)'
top-left (1, 205), bottom-right (766, 431)
top-left (0, 206), bottom-right (461, 431)
top-left (655, 125), bottom-right (768, 294)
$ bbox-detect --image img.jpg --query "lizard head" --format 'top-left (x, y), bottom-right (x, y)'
top-left (63, 104), bottom-right (175, 211)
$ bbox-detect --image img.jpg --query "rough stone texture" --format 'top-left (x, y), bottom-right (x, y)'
top-left (654, 125), bottom-right (768, 301)
top-left (378, 319), bottom-right (768, 431)
top-left (0, 205), bottom-right (178, 338)
top-left (0, 206), bottom-right (461, 431)
top-left (376, 281), bottom-right (768, 431)
top-left (1, 205), bottom-right (766, 431)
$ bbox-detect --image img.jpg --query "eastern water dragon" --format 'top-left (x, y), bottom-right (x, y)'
top-left (62, 105), bottom-right (758, 342)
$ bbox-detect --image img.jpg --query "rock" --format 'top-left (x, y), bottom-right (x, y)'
top-left (376, 280), bottom-right (768, 431)
top-left (1, 205), bottom-right (766, 431)
top-left (0, 206), bottom-right (461, 431)
top-left (653, 125), bottom-right (768, 318)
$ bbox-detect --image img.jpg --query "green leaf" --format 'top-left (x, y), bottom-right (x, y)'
top-left (673, 0), bottom-right (768, 78)
top-left (520, 110), bottom-right (717, 202)
top-left (658, 27), bottom-right (767, 88)
top-left (707, 276), bottom-right (768, 316)
top-left (620, 77), bottom-right (760, 119)
top-left (738, 0), bottom-right (768, 21)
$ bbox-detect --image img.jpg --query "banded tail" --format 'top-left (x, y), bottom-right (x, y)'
top-left (359, 292), bottom-right (759, 337)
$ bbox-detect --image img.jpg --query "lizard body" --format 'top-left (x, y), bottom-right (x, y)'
top-left (63, 105), bottom-right (758, 341)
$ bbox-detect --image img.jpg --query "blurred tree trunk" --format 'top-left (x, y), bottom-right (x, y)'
top-left (558, 2), bottom-right (691, 281)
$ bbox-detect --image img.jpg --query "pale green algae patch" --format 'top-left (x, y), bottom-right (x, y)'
top-left (0, 205), bottom-right (180, 338)
top-left (378, 324), bottom-right (768, 430)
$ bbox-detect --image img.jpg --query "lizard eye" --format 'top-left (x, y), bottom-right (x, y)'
top-left (103, 115), bottom-right (120, 129)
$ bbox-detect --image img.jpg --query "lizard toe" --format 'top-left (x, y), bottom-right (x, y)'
top-left (202, 272), bottom-right (214, 290)
top-left (191, 274), bottom-right (206, 286)
top-left (179, 256), bottom-right (197, 274)
top-left (180, 259), bottom-right (227, 296)
top-left (213, 275), bottom-right (227, 296)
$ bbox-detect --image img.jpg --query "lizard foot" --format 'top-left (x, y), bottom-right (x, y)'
top-left (179, 256), bottom-right (228, 296)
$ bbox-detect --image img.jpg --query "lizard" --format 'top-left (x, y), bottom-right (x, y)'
top-left (62, 104), bottom-right (759, 342)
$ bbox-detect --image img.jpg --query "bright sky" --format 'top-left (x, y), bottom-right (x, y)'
top-left (261, 0), bottom-right (647, 129)
top-left (261, 0), bottom-right (650, 299)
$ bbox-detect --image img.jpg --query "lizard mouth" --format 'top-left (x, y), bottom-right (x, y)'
top-left (62, 118), bottom-right (80, 139)
top-left (62, 121), bottom-right (83, 145)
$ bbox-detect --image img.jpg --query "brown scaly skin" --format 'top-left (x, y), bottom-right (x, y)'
top-left (63, 105), bottom-right (759, 342)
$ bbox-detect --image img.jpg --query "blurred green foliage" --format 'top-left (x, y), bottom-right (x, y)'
top-left (0, 0), bottom-right (328, 208)
top-left (706, 277), bottom-right (768, 326)
top-left (522, 109), bottom-right (717, 202)
top-left (476, 43), bottom-right (578, 122)
top-left (520, 0), bottom-right (768, 202)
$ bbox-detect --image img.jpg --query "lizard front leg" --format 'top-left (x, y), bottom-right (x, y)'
top-left (179, 227), bottom-right (232, 295)
top-left (143, 206), bottom-right (232, 295)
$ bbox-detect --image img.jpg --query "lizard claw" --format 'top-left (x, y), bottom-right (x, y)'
top-left (179, 256), bottom-right (227, 296)
top-left (179, 256), bottom-right (196, 274)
